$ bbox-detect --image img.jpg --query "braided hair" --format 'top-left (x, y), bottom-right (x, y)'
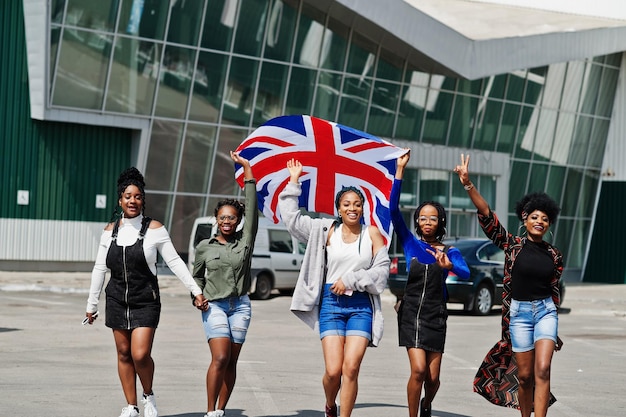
top-left (413, 201), bottom-right (447, 241)
top-left (114, 167), bottom-right (146, 218)
top-left (334, 186), bottom-right (365, 225)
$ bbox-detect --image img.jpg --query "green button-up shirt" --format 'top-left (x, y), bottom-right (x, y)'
top-left (192, 179), bottom-right (258, 300)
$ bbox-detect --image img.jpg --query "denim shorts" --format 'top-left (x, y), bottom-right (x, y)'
top-left (509, 297), bottom-right (558, 352)
top-left (202, 295), bottom-right (252, 344)
top-left (319, 284), bottom-right (373, 341)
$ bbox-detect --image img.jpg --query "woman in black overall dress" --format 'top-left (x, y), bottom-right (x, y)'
top-left (85, 167), bottom-right (208, 417)
top-left (391, 151), bottom-right (470, 417)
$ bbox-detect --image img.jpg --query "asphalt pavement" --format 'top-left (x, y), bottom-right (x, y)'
top-left (1, 271), bottom-right (625, 417)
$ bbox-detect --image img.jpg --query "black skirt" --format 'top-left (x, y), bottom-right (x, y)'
top-left (105, 295), bottom-right (161, 329)
top-left (397, 296), bottom-right (447, 352)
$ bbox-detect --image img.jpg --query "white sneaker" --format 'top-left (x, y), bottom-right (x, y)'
top-left (118, 405), bottom-right (140, 417)
top-left (142, 393), bottom-right (158, 417)
top-left (204, 410), bottom-right (225, 417)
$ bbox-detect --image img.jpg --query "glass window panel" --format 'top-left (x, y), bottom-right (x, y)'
top-left (506, 71), bottom-right (526, 102)
top-left (578, 170), bottom-right (599, 218)
top-left (170, 195), bottom-right (205, 254)
top-left (400, 169), bottom-right (418, 206)
top-left (320, 17), bottom-right (349, 71)
top-left (210, 127), bottom-right (248, 194)
top-left (177, 124), bottom-right (217, 193)
top-left (201, 0), bottom-right (235, 51)
top-left (560, 62), bottom-right (584, 112)
top-left (562, 167), bottom-right (583, 217)
top-left (563, 219), bottom-right (589, 268)
top-left (222, 57), bottom-right (259, 126)
top-left (422, 91), bottom-right (453, 145)
top-left (569, 115), bottom-right (593, 165)
top-left (403, 68), bottom-right (430, 87)
top-left (313, 71), bottom-right (340, 121)
top-left (587, 119), bottom-right (610, 168)
top-left (167, 0), bottom-right (203, 46)
top-left (509, 161), bottom-right (529, 208)
top-left (439, 77), bottom-right (457, 92)
top-left (367, 80), bottom-right (400, 137)
top-left (253, 62), bottom-right (288, 124)
top-left (51, 0), bottom-right (66, 23)
top-left (553, 219), bottom-right (573, 265)
top-left (419, 170), bottom-right (448, 206)
top-left (106, 37), bottom-right (159, 115)
top-left (50, 26), bottom-right (61, 93)
top-left (118, 0), bottom-right (169, 39)
top-left (528, 162), bottom-right (548, 193)
top-left (52, 29), bottom-right (110, 109)
top-left (514, 105), bottom-right (537, 159)
top-left (457, 78), bottom-right (483, 96)
top-left (549, 112), bottom-right (575, 165)
top-left (497, 103), bottom-right (521, 153)
top-left (233, 0), bottom-right (270, 57)
top-left (263, 0), bottom-right (298, 61)
top-left (145, 193), bottom-right (174, 231)
top-left (579, 62), bottom-right (602, 115)
top-left (189, 51), bottom-right (228, 122)
top-left (605, 53), bottom-right (621, 68)
top-left (542, 63), bottom-right (566, 110)
top-left (478, 175), bottom-right (497, 209)
top-left (484, 74), bottom-right (506, 99)
top-left (396, 81), bottom-right (426, 140)
top-left (286, 66), bottom-right (315, 115)
top-left (154, 45), bottom-right (196, 118)
top-left (293, 4), bottom-right (326, 68)
top-left (524, 69), bottom-right (545, 106)
top-left (451, 175), bottom-right (475, 210)
top-left (508, 214), bottom-right (520, 235)
top-left (345, 32), bottom-right (376, 76)
top-left (448, 95), bottom-right (479, 148)
top-left (532, 108), bottom-right (557, 162)
top-left (545, 165), bottom-right (565, 206)
top-left (597, 66), bottom-right (619, 117)
top-left (448, 211), bottom-right (476, 238)
top-left (338, 75), bottom-right (371, 130)
top-left (64, 0), bottom-right (117, 31)
top-left (145, 121), bottom-right (185, 191)
top-left (376, 49), bottom-right (403, 82)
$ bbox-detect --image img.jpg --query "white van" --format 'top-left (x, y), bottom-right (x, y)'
top-left (187, 216), bottom-right (305, 299)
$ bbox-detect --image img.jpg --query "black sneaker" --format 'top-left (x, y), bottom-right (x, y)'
top-left (420, 398), bottom-right (431, 417)
top-left (325, 403), bottom-right (337, 417)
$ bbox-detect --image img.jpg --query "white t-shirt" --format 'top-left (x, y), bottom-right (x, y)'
top-left (325, 224), bottom-right (373, 288)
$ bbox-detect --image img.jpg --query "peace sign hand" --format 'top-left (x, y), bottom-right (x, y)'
top-left (453, 153), bottom-right (471, 186)
top-left (426, 247), bottom-right (453, 270)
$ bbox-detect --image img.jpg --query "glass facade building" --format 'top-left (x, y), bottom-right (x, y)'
top-left (5, 0), bottom-right (625, 280)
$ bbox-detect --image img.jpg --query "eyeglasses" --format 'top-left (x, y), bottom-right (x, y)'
top-left (218, 215), bottom-right (237, 222)
top-left (417, 216), bottom-right (439, 224)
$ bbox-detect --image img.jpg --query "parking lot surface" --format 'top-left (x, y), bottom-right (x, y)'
top-left (1, 272), bottom-right (625, 416)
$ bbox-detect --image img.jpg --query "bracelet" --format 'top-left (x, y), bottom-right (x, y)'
top-left (464, 182), bottom-right (474, 191)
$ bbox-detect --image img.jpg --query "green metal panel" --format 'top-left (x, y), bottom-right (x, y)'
top-left (1, 0), bottom-right (132, 222)
top-left (584, 182), bottom-right (626, 284)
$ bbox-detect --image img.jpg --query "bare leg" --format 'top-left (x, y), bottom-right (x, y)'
top-left (217, 342), bottom-right (244, 410)
top-left (337, 336), bottom-right (369, 417)
top-left (515, 350), bottom-right (535, 417)
top-left (406, 348), bottom-right (427, 417)
top-left (422, 352), bottom-right (442, 410)
top-left (206, 337), bottom-right (231, 412)
top-left (533, 339), bottom-right (555, 417)
top-left (113, 329), bottom-right (137, 405)
top-left (321, 336), bottom-right (344, 411)
top-left (130, 327), bottom-right (156, 396)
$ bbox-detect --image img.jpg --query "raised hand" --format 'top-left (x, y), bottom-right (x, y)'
top-left (286, 158), bottom-right (303, 183)
top-left (453, 153), bottom-right (471, 186)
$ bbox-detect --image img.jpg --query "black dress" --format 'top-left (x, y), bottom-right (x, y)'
top-left (397, 247), bottom-right (449, 352)
top-left (105, 217), bottom-right (161, 329)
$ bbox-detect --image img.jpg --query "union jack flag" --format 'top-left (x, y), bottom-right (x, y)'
top-left (234, 115), bottom-right (407, 245)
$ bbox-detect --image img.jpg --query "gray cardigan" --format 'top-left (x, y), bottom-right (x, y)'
top-left (278, 182), bottom-right (390, 347)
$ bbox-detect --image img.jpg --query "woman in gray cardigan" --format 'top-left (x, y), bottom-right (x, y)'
top-left (278, 158), bottom-right (390, 417)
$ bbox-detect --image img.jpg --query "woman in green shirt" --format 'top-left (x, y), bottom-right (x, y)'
top-left (192, 151), bottom-right (258, 417)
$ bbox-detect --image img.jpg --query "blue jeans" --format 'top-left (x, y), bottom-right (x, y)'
top-left (202, 295), bottom-right (252, 343)
top-left (319, 284), bottom-right (373, 340)
top-left (509, 297), bottom-right (558, 352)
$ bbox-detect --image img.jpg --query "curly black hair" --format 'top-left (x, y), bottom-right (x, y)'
top-left (515, 192), bottom-right (560, 223)
top-left (413, 201), bottom-right (448, 241)
top-left (214, 199), bottom-right (245, 219)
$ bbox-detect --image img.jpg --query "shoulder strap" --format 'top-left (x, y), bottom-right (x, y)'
top-left (139, 216), bottom-right (152, 239)
top-left (111, 218), bottom-right (122, 241)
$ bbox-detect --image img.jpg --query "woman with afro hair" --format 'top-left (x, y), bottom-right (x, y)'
top-left (454, 154), bottom-right (563, 417)
top-left (391, 150), bottom-right (469, 417)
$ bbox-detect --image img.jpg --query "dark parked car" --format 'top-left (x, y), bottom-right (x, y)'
top-left (388, 238), bottom-right (565, 315)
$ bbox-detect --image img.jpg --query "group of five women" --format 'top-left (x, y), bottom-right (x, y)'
top-left (85, 150), bottom-right (563, 417)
